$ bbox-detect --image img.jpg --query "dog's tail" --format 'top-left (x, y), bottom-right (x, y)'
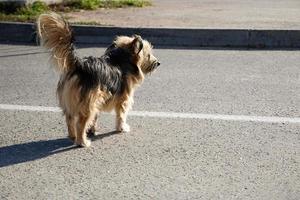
top-left (37, 12), bottom-right (77, 73)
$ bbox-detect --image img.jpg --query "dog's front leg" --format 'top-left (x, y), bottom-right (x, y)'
top-left (115, 96), bottom-right (133, 133)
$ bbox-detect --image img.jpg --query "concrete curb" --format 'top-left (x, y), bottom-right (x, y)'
top-left (1, 22), bottom-right (300, 48)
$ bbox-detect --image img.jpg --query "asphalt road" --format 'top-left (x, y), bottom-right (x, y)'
top-left (0, 43), bottom-right (299, 199)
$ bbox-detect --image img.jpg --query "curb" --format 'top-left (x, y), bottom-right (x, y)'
top-left (1, 22), bottom-right (300, 48)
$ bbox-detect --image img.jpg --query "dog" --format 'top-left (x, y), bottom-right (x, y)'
top-left (37, 12), bottom-right (160, 147)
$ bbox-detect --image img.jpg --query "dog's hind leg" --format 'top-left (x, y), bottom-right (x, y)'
top-left (75, 108), bottom-right (98, 147)
top-left (87, 114), bottom-right (98, 137)
top-left (66, 114), bottom-right (76, 141)
top-left (75, 114), bottom-right (92, 147)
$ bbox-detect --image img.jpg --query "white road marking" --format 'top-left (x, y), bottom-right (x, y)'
top-left (0, 103), bottom-right (299, 124)
top-left (0, 104), bottom-right (60, 112)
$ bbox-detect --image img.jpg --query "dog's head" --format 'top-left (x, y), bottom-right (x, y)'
top-left (111, 35), bottom-right (160, 75)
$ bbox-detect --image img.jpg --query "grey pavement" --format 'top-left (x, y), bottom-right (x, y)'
top-left (0, 44), bottom-right (300, 199)
top-left (66, 0), bottom-right (300, 30)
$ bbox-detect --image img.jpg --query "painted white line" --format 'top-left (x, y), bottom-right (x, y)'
top-left (0, 104), bottom-right (60, 112)
top-left (129, 111), bottom-right (300, 124)
top-left (0, 103), bottom-right (300, 124)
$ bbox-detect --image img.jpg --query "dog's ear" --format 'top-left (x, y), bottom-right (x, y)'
top-left (131, 35), bottom-right (143, 55)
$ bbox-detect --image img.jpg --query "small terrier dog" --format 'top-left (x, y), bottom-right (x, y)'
top-left (37, 12), bottom-right (160, 147)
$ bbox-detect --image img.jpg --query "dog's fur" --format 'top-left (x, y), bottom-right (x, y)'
top-left (37, 12), bottom-right (160, 147)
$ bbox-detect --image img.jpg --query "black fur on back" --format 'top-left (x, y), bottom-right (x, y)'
top-left (68, 45), bottom-right (139, 99)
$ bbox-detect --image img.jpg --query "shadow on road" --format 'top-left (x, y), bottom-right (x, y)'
top-left (89, 130), bottom-right (120, 141)
top-left (0, 131), bottom-right (120, 168)
top-left (0, 138), bottom-right (76, 168)
top-left (1, 41), bottom-right (300, 51)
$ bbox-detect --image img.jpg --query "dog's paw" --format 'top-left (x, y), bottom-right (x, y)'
top-left (75, 139), bottom-right (91, 148)
top-left (87, 127), bottom-right (97, 138)
top-left (117, 123), bottom-right (130, 133)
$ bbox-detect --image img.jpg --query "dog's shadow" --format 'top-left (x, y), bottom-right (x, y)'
top-left (0, 131), bottom-right (119, 168)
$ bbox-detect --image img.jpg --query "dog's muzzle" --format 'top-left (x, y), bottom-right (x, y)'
top-left (153, 61), bottom-right (160, 69)
top-left (147, 61), bottom-right (160, 73)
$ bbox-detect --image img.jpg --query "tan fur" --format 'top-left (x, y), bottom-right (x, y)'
top-left (57, 72), bottom-right (142, 147)
top-left (37, 13), bottom-right (159, 147)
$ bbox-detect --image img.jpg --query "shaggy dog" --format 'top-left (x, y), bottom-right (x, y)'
top-left (37, 12), bottom-right (160, 147)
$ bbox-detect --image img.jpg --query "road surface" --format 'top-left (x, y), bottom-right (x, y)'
top-left (0, 43), bottom-right (299, 199)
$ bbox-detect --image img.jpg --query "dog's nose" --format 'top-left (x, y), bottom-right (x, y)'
top-left (157, 62), bottom-right (161, 66)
